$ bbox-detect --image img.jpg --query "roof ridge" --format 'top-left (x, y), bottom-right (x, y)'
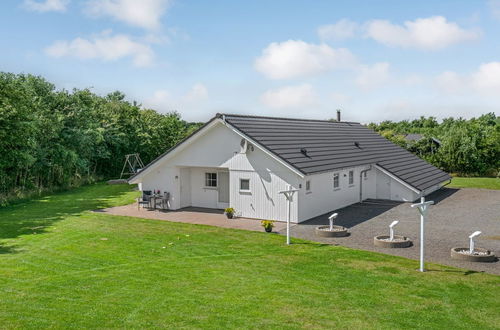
top-left (217, 113), bottom-right (360, 125)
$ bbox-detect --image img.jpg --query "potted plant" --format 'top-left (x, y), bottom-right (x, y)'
top-left (224, 207), bottom-right (235, 219)
top-left (261, 220), bottom-right (275, 233)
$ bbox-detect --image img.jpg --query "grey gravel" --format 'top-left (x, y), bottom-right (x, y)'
top-left (281, 188), bottom-right (500, 275)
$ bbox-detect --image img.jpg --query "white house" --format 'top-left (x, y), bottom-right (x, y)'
top-left (128, 113), bottom-right (450, 223)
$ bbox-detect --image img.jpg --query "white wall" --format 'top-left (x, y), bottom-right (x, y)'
top-left (137, 121), bottom-right (302, 222)
top-left (375, 167), bottom-right (419, 202)
top-left (298, 165), bottom-right (375, 222)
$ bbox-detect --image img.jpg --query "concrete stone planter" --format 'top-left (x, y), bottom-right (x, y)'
top-left (373, 235), bottom-right (412, 248)
top-left (315, 225), bottom-right (348, 237)
top-left (450, 247), bottom-right (496, 262)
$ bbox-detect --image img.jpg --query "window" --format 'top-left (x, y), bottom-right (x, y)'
top-left (240, 178), bottom-right (250, 191)
top-left (333, 173), bottom-right (340, 189)
top-left (349, 170), bottom-right (354, 185)
top-left (205, 172), bottom-right (217, 187)
top-left (306, 180), bottom-right (311, 192)
top-left (364, 171), bottom-right (368, 180)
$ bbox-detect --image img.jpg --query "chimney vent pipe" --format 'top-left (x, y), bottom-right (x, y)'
top-left (336, 109), bottom-right (341, 122)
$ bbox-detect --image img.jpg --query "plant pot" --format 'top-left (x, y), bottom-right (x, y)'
top-left (315, 225), bottom-right (348, 237)
top-left (373, 235), bottom-right (412, 248)
top-left (264, 227), bottom-right (273, 233)
top-left (226, 213), bottom-right (233, 219)
top-left (450, 247), bottom-right (496, 262)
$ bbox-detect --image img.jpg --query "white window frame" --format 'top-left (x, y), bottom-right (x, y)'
top-left (348, 170), bottom-right (354, 186)
top-left (239, 178), bottom-right (250, 192)
top-left (333, 173), bottom-right (340, 190)
top-left (205, 172), bottom-right (217, 188)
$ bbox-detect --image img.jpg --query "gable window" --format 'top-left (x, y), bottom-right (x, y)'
top-left (306, 180), bottom-right (311, 192)
top-left (240, 178), bottom-right (250, 191)
top-left (349, 170), bottom-right (354, 185)
top-left (205, 172), bottom-right (217, 187)
top-left (333, 173), bottom-right (340, 189)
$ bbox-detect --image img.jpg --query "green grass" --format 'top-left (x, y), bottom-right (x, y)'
top-left (0, 183), bottom-right (499, 329)
top-left (448, 177), bottom-right (500, 190)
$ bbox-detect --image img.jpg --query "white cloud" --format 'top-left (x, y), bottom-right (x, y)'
top-left (489, 0), bottom-right (500, 19)
top-left (23, 0), bottom-right (69, 12)
top-left (435, 62), bottom-right (500, 96)
top-left (318, 19), bottom-right (359, 41)
top-left (365, 16), bottom-right (480, 50)
top-left (254, 40), bottom-right (357, 79)
top-left (84, 0), bottom-right (171, 30)
top-left (355, 62), bottom-right (391, 90)
top-left (44, 31), bottom-right (154, 67)
top-left (184, 83), bottom-right (208, 102)
top-left (260, 84), bottom-right (318, 109)
top-left (330, 92), bottom-right (351, 104)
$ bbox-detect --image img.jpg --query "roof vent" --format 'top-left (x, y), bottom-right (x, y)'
top-left (354, 141), bottom-right (361, 149)
top-left (300, 148), bottom-right (309, 157)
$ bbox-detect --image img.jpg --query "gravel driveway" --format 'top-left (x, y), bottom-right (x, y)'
top-left (283, 188), bottom-right (500, 275)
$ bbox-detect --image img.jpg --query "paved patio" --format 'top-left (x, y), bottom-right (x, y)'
top-left (96, 204), bottom-right (287, 233)
top-left (283, 188), bottom-right (500, 275)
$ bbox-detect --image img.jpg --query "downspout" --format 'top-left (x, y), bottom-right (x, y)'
top-left (359, 165), bottom-right (372, 202)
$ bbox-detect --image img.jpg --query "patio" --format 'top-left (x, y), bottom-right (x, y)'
top-left (96, 204), bottom-right (288, 233)
top-left (285, 187), bottom-right (500, 275)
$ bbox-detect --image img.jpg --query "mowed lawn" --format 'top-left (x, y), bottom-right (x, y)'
top-left (448, 177), bottom-right (500, 190)
top-left (0, 184), bottom-right (499, 329)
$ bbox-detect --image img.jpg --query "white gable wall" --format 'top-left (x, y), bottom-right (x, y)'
top-left (136, 121), bottom-right (301, 222)
top-left (298, 165), bottom-right (375, 221)
top-left (375, 167), bottom-right (419, 202)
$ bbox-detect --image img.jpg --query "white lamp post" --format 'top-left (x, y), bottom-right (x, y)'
top-left (411, 196), bottom-right (434, 272)
top-left (279, 185), bottom-right (299, 245)
top-left (389, 220), bottom-right (399, 241)
top-left (328, 213), bottom-right (338, 231)
top-left (469, 231), bottom-right (481, 254)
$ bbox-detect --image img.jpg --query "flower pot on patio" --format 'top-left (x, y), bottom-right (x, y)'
top-left (224, 207), bottom-right (235, 219)
top-left (373, 235), bottom-right (412, 248)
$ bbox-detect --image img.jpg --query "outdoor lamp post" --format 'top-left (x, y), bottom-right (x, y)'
top-left (411, 196), bottom-right (434, 272)
top-left (279, 185), bottom-right (299, 245)
top-left (328, 213), bottom-right (338, 231)
top-left (389, 220), bottom-right (399, 241)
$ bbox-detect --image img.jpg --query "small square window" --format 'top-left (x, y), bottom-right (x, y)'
top-left (349, 170), bottom-right (354, 185)
top-left (205, 173), bottom-right (217, 187)
top-left (306, 180), bottom-right (311, 191)
top-left (240, 178), bottom-right (250, 191)
top-left (333, 173), bottom-right (340, 189)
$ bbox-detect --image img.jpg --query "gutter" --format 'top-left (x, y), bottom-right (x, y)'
top-left (359, 165), bottom-right (372, 202)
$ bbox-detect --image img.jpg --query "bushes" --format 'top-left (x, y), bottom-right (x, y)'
top-left (0, 72), bottom-right (201, 204)
top-left (369, 114), bottom-right (500, 177)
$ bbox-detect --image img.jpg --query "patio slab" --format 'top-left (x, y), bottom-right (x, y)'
top-left (96, 204), bottom-right (287, 233)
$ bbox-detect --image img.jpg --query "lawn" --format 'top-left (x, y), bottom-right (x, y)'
top-left (0, 184), bottom-right (499, 329)
top-left (448, 177), bottom-right (500, 190)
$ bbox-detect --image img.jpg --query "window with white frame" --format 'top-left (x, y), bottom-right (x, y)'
top-left (349, 170), bottom-right (354, 185)
top-left (306, 180), bottom-right (311, 192)
top-left (240, 178), bottom-right (250, 191)
top-left (333, 173), bottom-right (340, 189)
top-left (205, 172), bottom-right (217, 187)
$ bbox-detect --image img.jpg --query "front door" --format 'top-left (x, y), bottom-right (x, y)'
top-left (217, 171), bottom-right (229, 209)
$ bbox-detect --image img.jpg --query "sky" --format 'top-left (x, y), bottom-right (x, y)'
top-left (1, 0), bottom-right (500, 123)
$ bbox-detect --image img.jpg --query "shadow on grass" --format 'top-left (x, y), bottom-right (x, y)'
top-left (0, 183), bottom-right (135, 249)
top-left (425, 268), bottom-right (483, 276)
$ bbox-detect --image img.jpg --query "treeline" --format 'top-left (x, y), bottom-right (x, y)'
top-left (367, 114), bottom-right (500, 176)
top-left (0, 72), bottom-right (201, 204)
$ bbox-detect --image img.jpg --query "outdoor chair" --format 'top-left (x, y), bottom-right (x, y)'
top-left (137, 190), bottom-right (152, 210)
top-left (160, 192), bottom-right (170, 210)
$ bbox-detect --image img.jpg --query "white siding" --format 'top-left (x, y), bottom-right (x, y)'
top-left (375, 167), bottom-right (419, 202)
top-left (137, 121), bottom-right (302, 222)
top-left (298, 165), bottom-right (375, 222)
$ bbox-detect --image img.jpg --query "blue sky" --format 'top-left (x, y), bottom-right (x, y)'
top-left (1, 0), bottom-right (499, 122)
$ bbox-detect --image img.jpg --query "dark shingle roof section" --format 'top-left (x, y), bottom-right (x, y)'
top-left (223, 114), bottom-right (450, 192)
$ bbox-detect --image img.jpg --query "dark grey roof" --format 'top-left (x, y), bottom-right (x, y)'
top-left (405, 133), bottom-right (424, 141)
top-left (223, 114), bottom-right (450, 192)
